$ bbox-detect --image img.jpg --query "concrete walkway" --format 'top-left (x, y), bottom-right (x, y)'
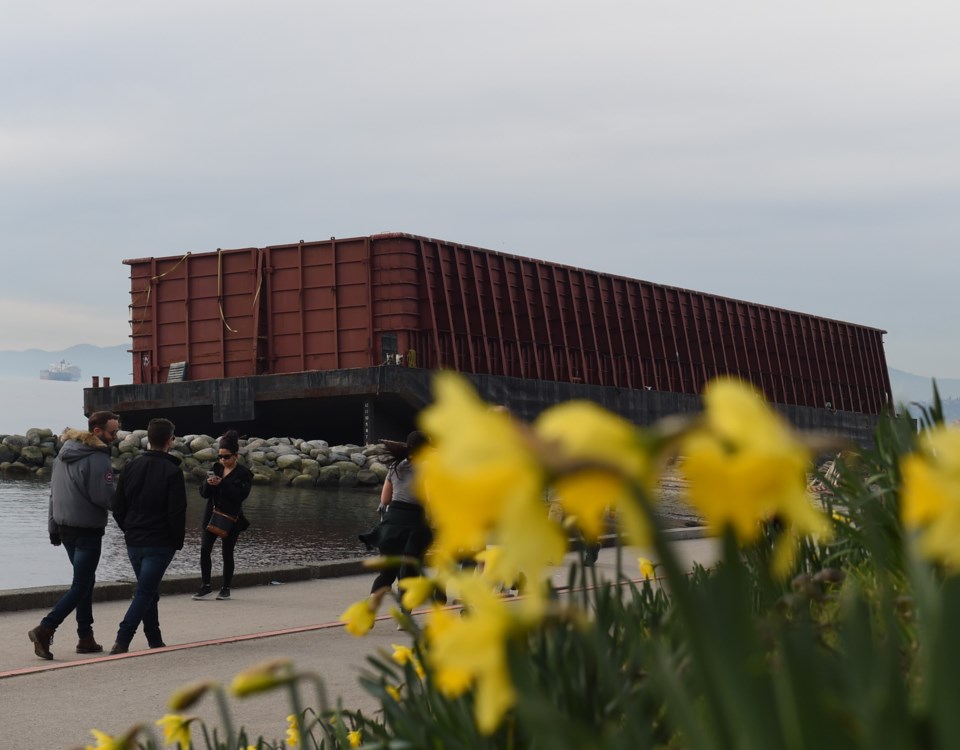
top-left (0, 532), bottom-right (718, 749)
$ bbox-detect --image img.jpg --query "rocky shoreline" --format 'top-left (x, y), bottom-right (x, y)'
top-left (0, 428), bottom-right (704, 528)
top-left (0, 428), bottom-right (391, 488)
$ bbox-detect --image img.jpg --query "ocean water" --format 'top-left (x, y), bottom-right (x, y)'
top-left (0, 478), bottom-right (381, 591)
top-left (0, 374), bottom-right (388, 591)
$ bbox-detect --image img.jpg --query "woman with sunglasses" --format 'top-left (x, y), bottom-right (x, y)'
top-left (193, 430), bottom-right (253, 600)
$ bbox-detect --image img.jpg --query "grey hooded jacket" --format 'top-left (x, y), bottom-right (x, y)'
top-left (48, 428), bottom-right (116, 535)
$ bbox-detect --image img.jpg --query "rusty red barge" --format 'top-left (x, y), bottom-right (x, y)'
top-left (84, 233), bottom-right (891, 444)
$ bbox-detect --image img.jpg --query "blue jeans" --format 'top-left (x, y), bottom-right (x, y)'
top-left (116, 546), bottom-right (175, 646)
top-left (42, 534), bottom-right (102, 636)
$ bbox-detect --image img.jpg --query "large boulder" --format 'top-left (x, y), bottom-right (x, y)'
top-left (26, 427), bottom-right (53, 445)
top-left (0, 445), bottom-right (16, 464)
top-left (3, 461), bottom-right (34, 477)
top-left (251, 465), bottom-right (278, 484)
top-left (189, 436), bottom-right (213, 453)
top-left (118, 435), bottom-right (141, 454)
top-left (291, 474), bottom-right (316, 487)
top-left (367, 461), bottom-right (389, 481)
top-left (192, 447), bottom-right (218, 463)
top-left (276, 454), bottom-right (302, 471)
top-left (18, 445), bottom-right (45, 467)
top-left (357, 469), bottom-right (380, 486)
top-left (331, 461), bottom-right (360, 475)
top-left (316, 465), bottom-right (342, 486)
top-left (1, 435), bottom-right (25, 455)
top-left (349, 452), bottom-right (367, 467)
top-left (339, 473), bottom-right (360, 488)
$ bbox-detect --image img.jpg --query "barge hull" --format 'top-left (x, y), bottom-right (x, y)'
top-left (84, 367), bottom-right (880, 446)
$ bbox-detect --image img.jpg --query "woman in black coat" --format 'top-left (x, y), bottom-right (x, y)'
top-left (192, 430), bottom-right (253, 600)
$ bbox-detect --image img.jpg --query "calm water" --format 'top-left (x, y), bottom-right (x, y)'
top-left (0, 478), bottom-right (381, 591)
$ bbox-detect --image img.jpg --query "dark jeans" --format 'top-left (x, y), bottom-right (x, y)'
top-left (116, 546), bottom-right (175, 646)
top-left (199, 528), bottom-right (239, 587)
top-left (41, 533), bottom-right (102, 636)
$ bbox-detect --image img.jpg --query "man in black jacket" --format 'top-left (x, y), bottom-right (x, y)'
top-left (109, 418), bottom-right (187, 654)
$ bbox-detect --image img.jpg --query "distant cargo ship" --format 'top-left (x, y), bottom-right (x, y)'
top-left (40, 360), bottom-right (81, 382)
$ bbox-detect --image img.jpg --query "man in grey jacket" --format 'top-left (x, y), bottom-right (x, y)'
top-left (27, 411), bottom-right (120, 659)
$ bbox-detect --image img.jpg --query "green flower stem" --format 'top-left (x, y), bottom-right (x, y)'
top-left (615, 528), bottom-right (623, 584)
top-left (285, 681), bottom-right (315, 750)
top-left (632, 482), bottom-right (739, 750)
top-left (212, 686), bottom-right (236, 750)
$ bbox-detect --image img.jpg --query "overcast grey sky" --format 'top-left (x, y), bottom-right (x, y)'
top-left (2, 1), bottom-right (958, 379)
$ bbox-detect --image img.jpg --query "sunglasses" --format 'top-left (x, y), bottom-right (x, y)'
top-left (217, 453), bottom-right (236, 460)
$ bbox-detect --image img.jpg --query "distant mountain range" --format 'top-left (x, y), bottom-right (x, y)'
top-left (887, 367), bottom-right (960, 403)
top-left (0, 347), bottom-right (957, 419)
top-left (0, 344), bottom-right (131, 383)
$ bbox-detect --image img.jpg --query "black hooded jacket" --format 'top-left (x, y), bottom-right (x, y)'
top-left (112, 450), bottom-right (187, 549)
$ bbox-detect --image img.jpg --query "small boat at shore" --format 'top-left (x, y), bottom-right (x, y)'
top-left (40, 360), bottom-right (81, 382)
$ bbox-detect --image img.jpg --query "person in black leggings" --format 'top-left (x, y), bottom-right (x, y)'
top-left (192, 430), bottom-right (253, 600)
top-left (360, 431), bottom-right (434, 595)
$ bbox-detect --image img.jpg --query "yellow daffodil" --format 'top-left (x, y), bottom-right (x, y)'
top-left (391, 643), bottom-right (415, 665)
top-left (285, 714), bottom-right (301, 748)
top-left (168, 679), bottom-right (217, 711)
top-left (385, 684), bottom-right (401, 701)
top-left (84, 729), bottom-right (125, 750)
top-left (680, 378), bottom-right (831, 576)
top-left (230, 658), bottom-right (294, 697)
top-left (425, 576), bottom-right (516, 733)
top-left (638, 557), bottom-right (655, 580)
top-left (416, 372), bottom-right (545, 565)
top-left (536, 401), bottom-right (656, 543)
top-left (347, 729), bottom-right (363, 748)
top-left (398, 576), bottom-right (434, 610)
top-left (902, 425), bottom-right (960, 570)
top-left (391, 643), bottom-right (425, 679)
top-left (155, 714), bottom-right (193, 750)
top-left (340, 598), bottom-right (376, 637)
top-left (88, 725), bottom-right (147, 750)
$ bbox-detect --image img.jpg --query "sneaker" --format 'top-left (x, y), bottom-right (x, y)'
top-left (216, 587), bottom-right (231, 600)
top-left (192, 584), bottom-right (213, 600)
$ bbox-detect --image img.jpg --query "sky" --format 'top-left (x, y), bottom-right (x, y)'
top-left (1, 1), bottom-right (958, 378)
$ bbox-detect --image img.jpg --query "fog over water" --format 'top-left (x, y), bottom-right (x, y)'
top-left (0, 376), bottom-right (88, 436)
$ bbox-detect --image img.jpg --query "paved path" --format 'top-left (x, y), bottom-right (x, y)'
top-left (0, 536), bottom-right (719, 749)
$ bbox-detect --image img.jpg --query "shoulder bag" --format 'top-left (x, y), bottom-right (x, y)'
top-left (207, 508), bottom-right (238, 538)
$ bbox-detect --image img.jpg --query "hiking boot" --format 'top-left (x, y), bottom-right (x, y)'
top-left (76, 633), bottom-right (103, 654)
top-left (192, 584), bottom-right (213, 600)
top-left (28, 625), bottom-right (55, 660)
top-left (109, 642), bottom-right (129, 655)
top-left (146, 631), bottom-right (166, 648)
top-left (216, 587), bottom-right (231, 600)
